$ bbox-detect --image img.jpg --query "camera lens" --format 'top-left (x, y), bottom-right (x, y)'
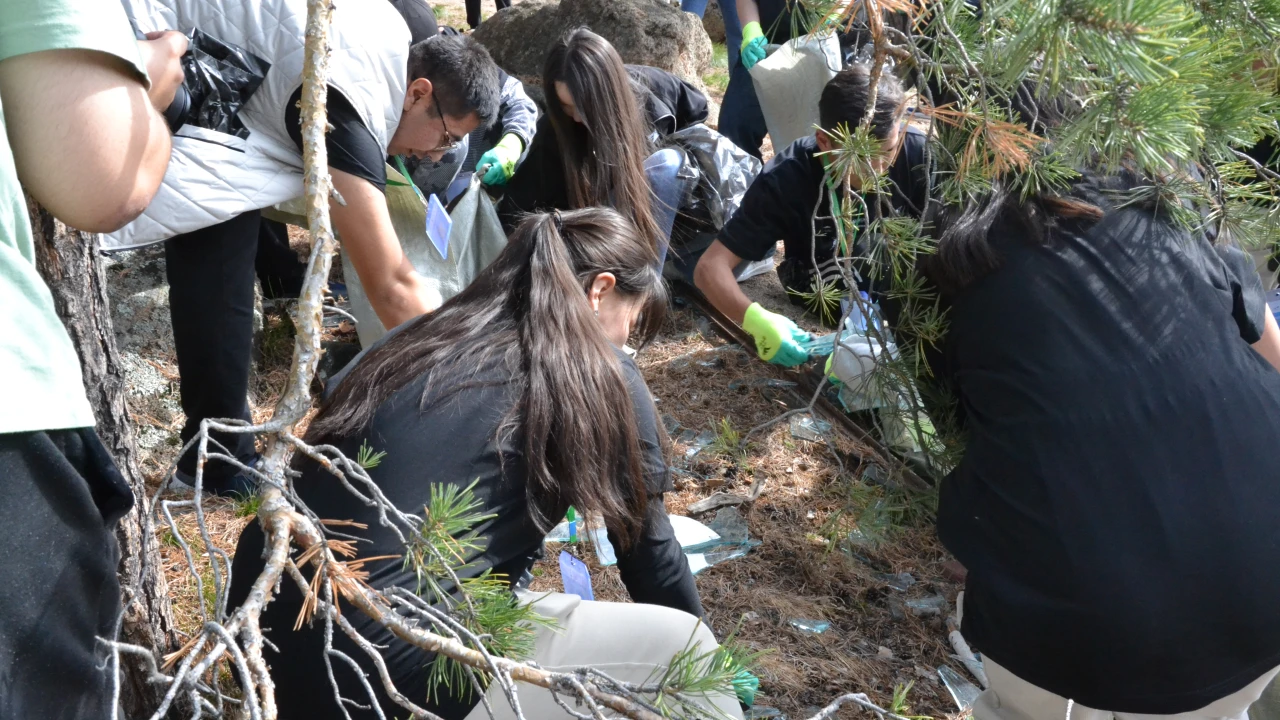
top-left (164, 83), bottom-right (192, 132)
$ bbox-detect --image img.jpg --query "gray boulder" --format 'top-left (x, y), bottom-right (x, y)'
top-left (703, 0), bottom-right (726, 44)
top-left (473, 0), bottom-right (712, 89)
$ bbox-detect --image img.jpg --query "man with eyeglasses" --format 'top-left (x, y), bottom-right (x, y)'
top-left (691, 65), bottom-right (927, 367)
top-left (107, 0), bottom-right (501, 496)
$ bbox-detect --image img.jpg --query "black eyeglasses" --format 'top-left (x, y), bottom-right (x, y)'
top-left (430, 95), bottom-right (462, 153)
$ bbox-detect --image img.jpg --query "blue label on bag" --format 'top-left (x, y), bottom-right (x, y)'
top-left (558, 550), bottom-right (594, 601)
top-left (426, 192), bottom-right (452, 260)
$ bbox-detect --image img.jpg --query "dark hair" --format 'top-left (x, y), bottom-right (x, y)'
top-left (922, 87), bottom-right (1111, 292)
top-left (407, 35), bottom-right (501, 128)
top-left (307, 208), bottom-right (667, 548)
top-left (387, 0), bottom-right (440, 45)
top-left (819, 64), bottom-right (906, 140)
top-left (542, 29), bottom-right (663, 254)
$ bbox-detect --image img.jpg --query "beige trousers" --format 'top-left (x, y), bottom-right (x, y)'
top-left (462, 591), bottom-right (744, 720)
top-left (974, 658), bottom-right (1280, 720)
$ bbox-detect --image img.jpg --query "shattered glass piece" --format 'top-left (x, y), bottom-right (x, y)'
top-left (798, 332), bottom-right (836, 357)
top-left (788, 618), bottom-right (831, 634)
top-left (729, 378), bottom-right (799, 391)
top-left (544, 520), bottom-right (571, 543)
top-left (846, 527), bottom-right (876, 549)
top-left (705, 507), bottom-right (749, 544)
top-left (661, 414), bottom-right (682, 435)
top-left (874, 572), bottom-right (917, 592)
top-left (696, 357), bottom-right (726, 369)
top-left (684, 430), bottom-right (717, 458)
top-left (789, 414), bottom-right (832, 442)
top-left (747, 707), bottom-right (784, 720)
top-left (905, 594), bottom-right (948, 616)
top-left (887, 598), bottom-right (906, 621)
top-left (589, 527), bottom-right (617, 566)
top-left (938, 665), bottom-right (982, 711)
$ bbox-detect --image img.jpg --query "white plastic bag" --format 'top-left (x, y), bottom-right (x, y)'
top-left (342, 170), bottom-right (507, 346)
top-left (749, 32), bottom-right (842, 150)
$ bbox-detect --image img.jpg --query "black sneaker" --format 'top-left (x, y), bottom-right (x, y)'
top-left (171, 455), bottom-right (261, 499)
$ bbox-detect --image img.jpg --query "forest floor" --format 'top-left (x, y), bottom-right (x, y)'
top-left (115, 4), bottom-right (971, 717)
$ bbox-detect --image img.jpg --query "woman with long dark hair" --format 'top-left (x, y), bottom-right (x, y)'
top-left (227, 208), bottom-right (743, 720)
top-left (906, 135), bottom-right (1280, 717)
top-left (498, 29), bottom-right (704, 261)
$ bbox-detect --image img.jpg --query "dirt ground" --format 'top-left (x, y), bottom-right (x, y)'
top-left (133, 3), bottom-right (970, 718)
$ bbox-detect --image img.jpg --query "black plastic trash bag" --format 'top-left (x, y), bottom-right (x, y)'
top-left (165, 29), bottom-right (271, 138)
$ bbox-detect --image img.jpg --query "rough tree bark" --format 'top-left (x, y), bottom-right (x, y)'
top-left (28, 200), bottom-right (178, 718)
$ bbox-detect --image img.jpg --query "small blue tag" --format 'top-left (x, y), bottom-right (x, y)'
top-left (426, 193), bottom-right (452, 260)
top-left (558, 550), bottom-right (594, 601)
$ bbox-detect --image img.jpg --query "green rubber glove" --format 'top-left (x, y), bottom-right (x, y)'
top-left (732, 667), bottom-right (760, 707)
top-left (742, 303), bottom-right (811, 367)
top-left (740, 21), bottom-right (768, 70)
top-left (824, 352), bottom-right (843, 388)
top-left (478, 133), bottom-right (523, 186)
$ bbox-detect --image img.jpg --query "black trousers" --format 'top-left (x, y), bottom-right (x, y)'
top-left (166, 212), bottom-right (305, 481)
top-left (465, 0), bottom-right (511, 28)
top-left (0, 428), bottom-right (132, 720)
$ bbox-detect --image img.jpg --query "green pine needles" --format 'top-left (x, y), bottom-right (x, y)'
top-left (401, 482), bottom-right (554, 702)
top-left (401, 482), bottom-right (767, 713)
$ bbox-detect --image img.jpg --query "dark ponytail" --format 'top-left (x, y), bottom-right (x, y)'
top-left (307, 208), bottom-right (665, 548)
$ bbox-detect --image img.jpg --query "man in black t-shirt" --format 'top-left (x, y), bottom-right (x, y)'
top-left (164, 26), bottom-right (501, 496)
top-left (694, 66), bottom-right (926, 366)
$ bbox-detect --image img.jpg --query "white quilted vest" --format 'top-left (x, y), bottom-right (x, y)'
top-left (106, 0), bottom-right (409, 250)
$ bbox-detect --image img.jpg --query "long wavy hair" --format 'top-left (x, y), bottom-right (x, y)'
top-left (306, 208), bottom-right (668, 547)
top-left (542, 28), bottom-right (663, 254)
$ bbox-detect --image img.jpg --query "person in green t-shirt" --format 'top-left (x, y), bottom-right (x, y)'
top-left (0, 1), bottom-right (183, 715)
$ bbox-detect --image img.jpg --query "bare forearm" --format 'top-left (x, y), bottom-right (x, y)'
top-left (329, 169), bottom-right (433, 329)
top-left (737, 0), bottom-right (761, 26)
top-left (362, 263), bottom-right (433, 329)
top-left (1252, 306), bottom-right (1280, 373)
top-left (0, 49), bottom-right (171, 231)
top-left (693, 243), bottom-right (754, 324)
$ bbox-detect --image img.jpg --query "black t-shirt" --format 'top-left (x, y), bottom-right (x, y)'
top-left (717, 128), bottom-right (927, 292)
top-left (757, 0), bottom-right (806, 42)
top-left (227, 347), bottom-right (699, 720)
top-left (932, 189), bottom-right (1280, 712)
top-left (285, 86), bottom-right (388, 190)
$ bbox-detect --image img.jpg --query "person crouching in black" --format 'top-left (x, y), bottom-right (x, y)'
top-left (227, 208), bottom-right (744, 720)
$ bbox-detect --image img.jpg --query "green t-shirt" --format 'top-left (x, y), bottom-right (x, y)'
top-left (0, 0), bottom-right (148, 434)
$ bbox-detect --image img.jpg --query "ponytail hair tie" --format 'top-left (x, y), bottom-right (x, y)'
top-left (552, 210), bottom-right (565, 236)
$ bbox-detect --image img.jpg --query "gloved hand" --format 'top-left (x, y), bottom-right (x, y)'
top-left (743, 303), bottom-right (811, 367)
top-left (740, 21), bottom-right (768, 70)
top-left (477, 133), bottom-right (524, 186)
top-left (824, 352), bottom-right (843, 388)
top-left (732, 667), bottom-right (760, 707)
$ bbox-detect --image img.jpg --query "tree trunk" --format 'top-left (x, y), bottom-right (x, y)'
top-left (28, 201), bottom-right (178, 718)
